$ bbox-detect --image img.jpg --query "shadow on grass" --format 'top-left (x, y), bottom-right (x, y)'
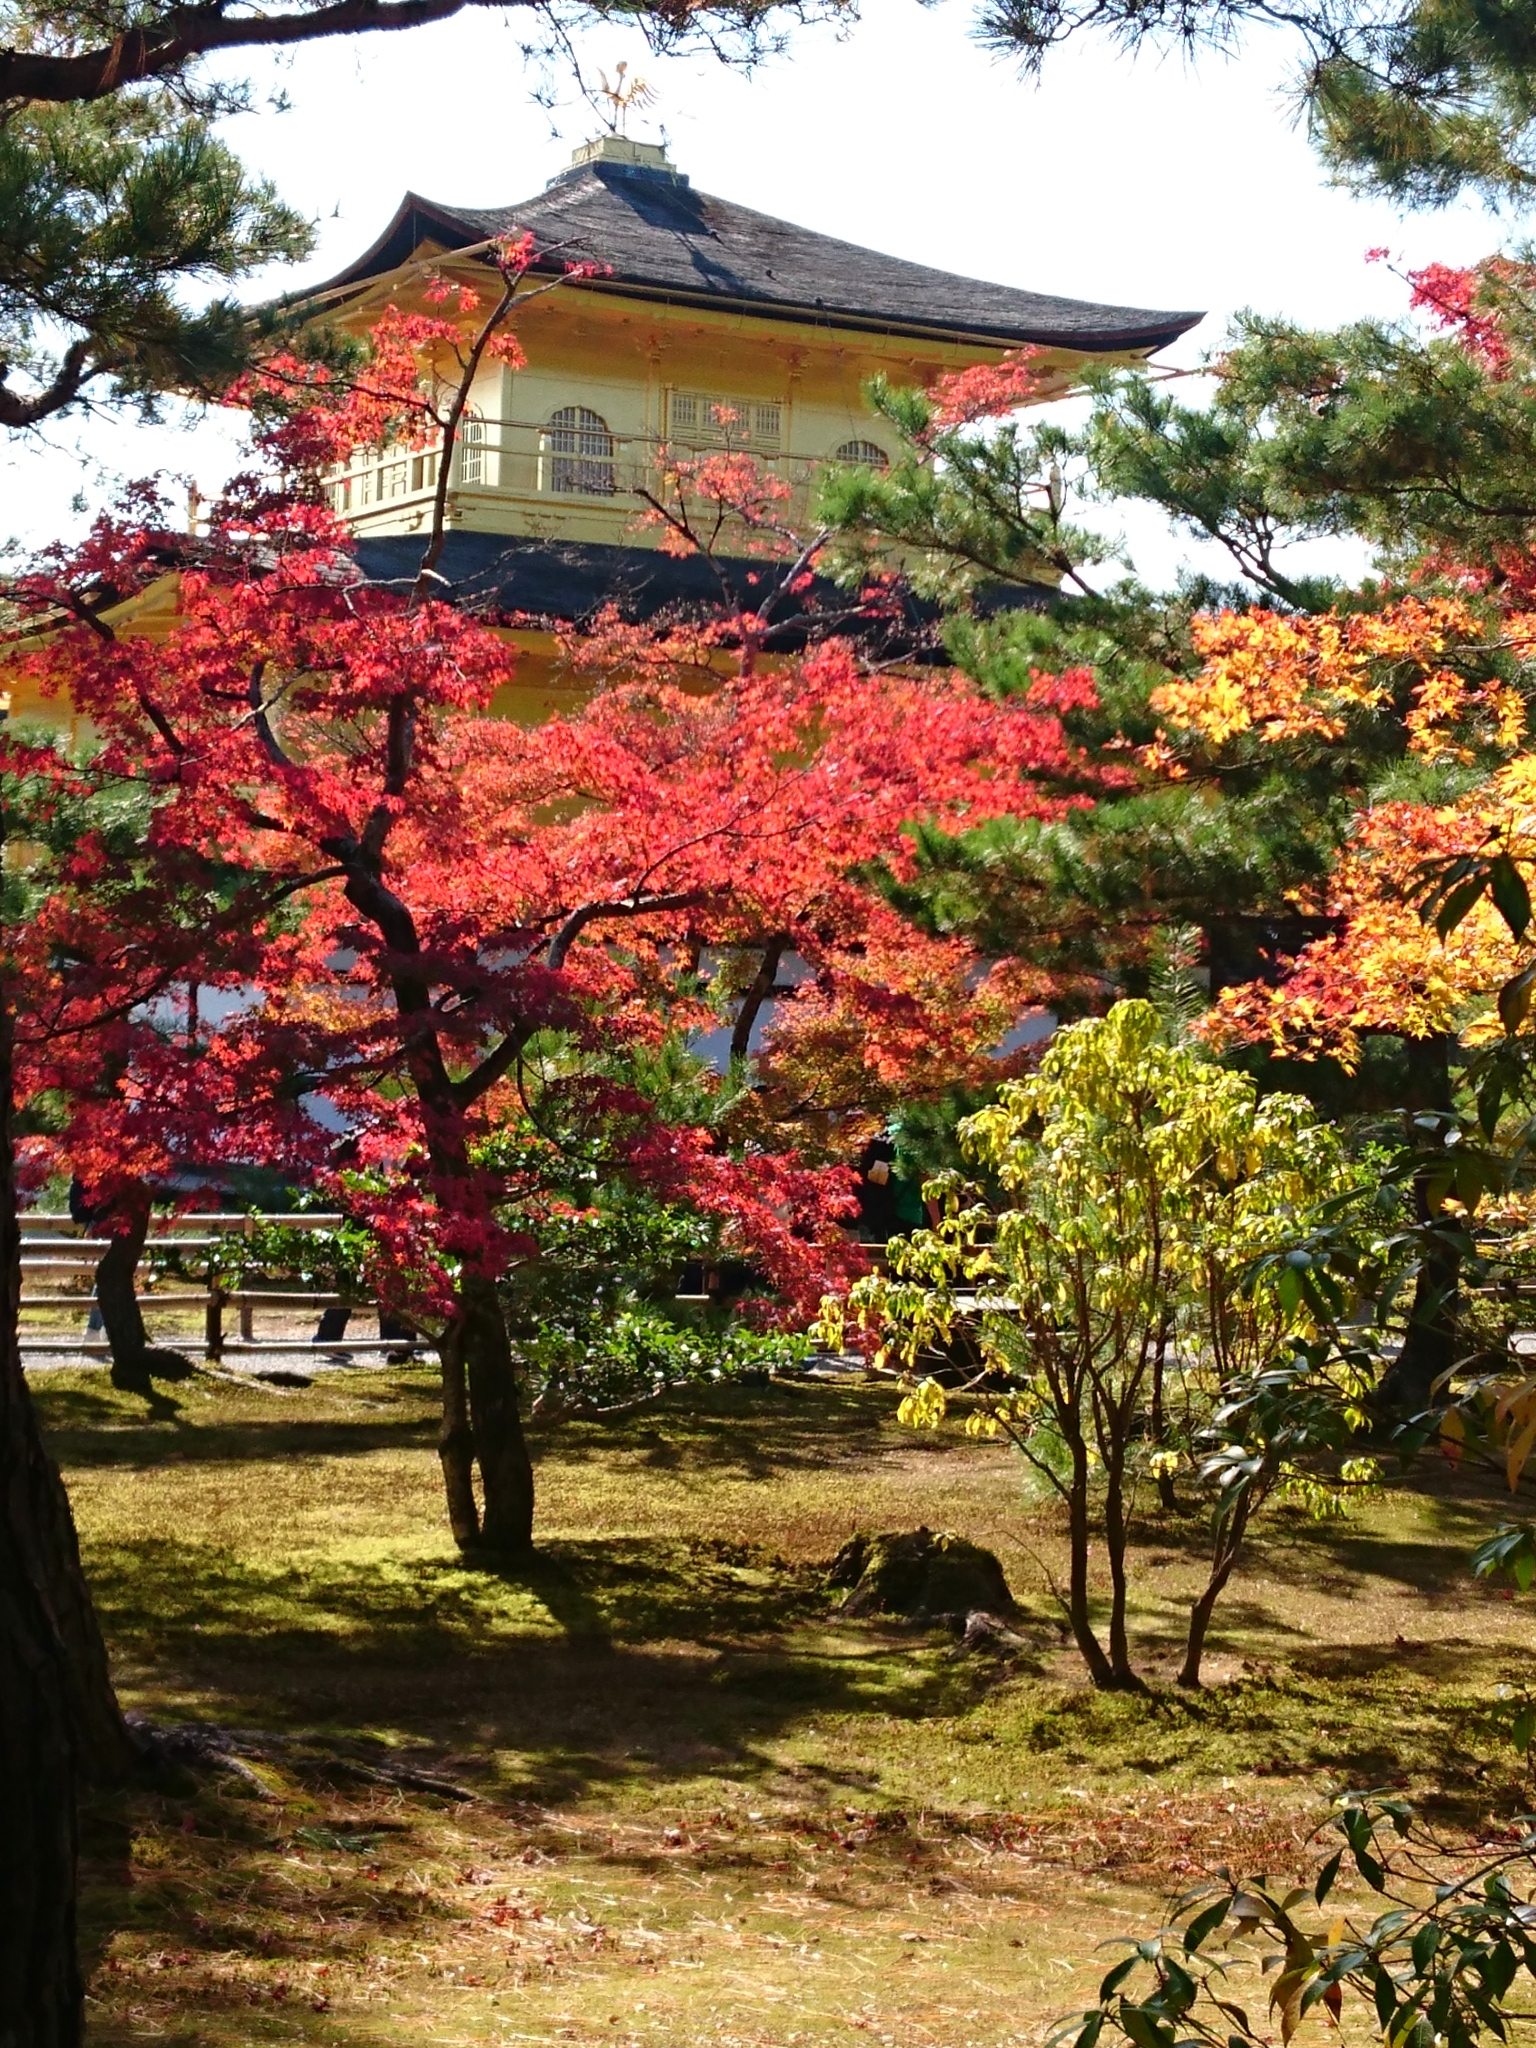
top-left (988, 1651), bottom-right (1502, 1810)
top-left (1113, 1460), bottom-right (1506, 1608)
top-left (85, 1529), bottom-right (972, 1804)
top-left (35, 1374), bottom-right (937, 1481)
top-left (543, 1381), bottom-right (977, 1480)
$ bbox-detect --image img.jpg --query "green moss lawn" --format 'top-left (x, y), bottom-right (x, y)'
top-left (34, 1366), bottom-right (1536, 2047)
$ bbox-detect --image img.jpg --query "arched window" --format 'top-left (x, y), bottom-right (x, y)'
top-left (545, 406), bottom-right (616, 496)
top-left (833, 438), bottom-right (889, 469)
top-left (457, 411), bottom-right (485, 487)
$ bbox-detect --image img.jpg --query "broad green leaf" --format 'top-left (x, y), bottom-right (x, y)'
top-left (1435, 874), bottom-right (1492, 940)
top-left (1373, 1966), bottom-right (1398, 2030)
top-left (1489, 855), bottom-right (1532, 941)
top-left (1119, 2003), bottom-right (1173, 2048)
top-left (1499, 962), bottom-right (1536, 1038)
top-left (1100, 1956), bottom-right (1141, 2001)
top-left (1184, 1901), bottom-right (1230, 1953)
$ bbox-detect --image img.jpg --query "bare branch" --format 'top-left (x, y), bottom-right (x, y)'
top-left (450, 1021), bottom-right (533, 1110)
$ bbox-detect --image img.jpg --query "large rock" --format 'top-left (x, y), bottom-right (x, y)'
top-left (828, 1527), bottom-right (1020, 1626)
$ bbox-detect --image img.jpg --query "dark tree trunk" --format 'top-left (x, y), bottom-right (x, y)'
top-left (1150, 1331), bottom-right (1178, 1512)
top-left (436, 1277), bottom-right (535, 1557)
top-left (730, 936), bottom-right (785, 1063)
top-left (344, 843), bottom-right (537, 1559)
top-left (90, 1183), bottom-right (191, 1393)
top-left (1380, 1211), bottom-right (1462, 1417)
top-left (462, 1273), bottom-right (534, 1554)
top-left (1064, 1456), bottom-right (1115, 1689)
top-left (1101, 1449), bottom-right (1142, 1690)
top-left (1378, 1035), bottom-right (1459, 1419)
top-left (436, 1339), bottom-right (480, 1551)
top-left (92, 1187), bottom-right (152, 1393)
top-left (0, 990), bottom-right (133, 2045)
top-left (1179, 1494), bottom-right (1252, 1689)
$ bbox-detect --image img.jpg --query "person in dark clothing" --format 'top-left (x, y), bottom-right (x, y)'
top-left (854, 1136), bottom-right (929, 1243)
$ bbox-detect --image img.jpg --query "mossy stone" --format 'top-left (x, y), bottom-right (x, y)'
top-left (828, 1526), bottom-right (1019, 1624)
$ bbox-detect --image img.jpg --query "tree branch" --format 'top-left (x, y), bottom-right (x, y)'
top-left (0, 340), bottom-right (102, 427)
top-left (0, 0), bottom-right (502, 105)
top-left (245, 659), bottom-right (296, 769)
top-left (729, 934), bottom-right (786, 1063)
top-left (546, 889), bottom-right (703, 972)
top-left (450, 1021), bottom-right (533, 1110)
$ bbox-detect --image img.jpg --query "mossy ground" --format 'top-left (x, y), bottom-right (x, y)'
top-left (34, 1366), bottom-right (1536, 2047)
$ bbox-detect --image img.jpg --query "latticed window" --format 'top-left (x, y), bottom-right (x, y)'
top-left (545, 406), bottom-right (616, 495)
top-left (669, 389), bottom-right (782, 451)
top-left (834, 439), bottom-right (888, 469)
top-left (457, 412), bottom-right (486, 486)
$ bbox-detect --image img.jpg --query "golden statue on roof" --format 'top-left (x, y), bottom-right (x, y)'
top-left (595, 60), bottom-right (656, 137)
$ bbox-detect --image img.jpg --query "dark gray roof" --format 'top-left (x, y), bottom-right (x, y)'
top-left (304, 158), bottom-right (1201, 354)
top-left (351, 532), bottom-right (1050, 643)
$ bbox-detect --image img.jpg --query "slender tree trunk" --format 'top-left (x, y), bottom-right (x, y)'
top-left (89, 1182), bottom-right (192, 1392)
top-left (1064, 1457), bottom-right (1115, 1688)
top-left (436, 1336), bottom-right (480, 1550)
top-left (1379, 1034), bottom-right (1459, 1419)
top-left (1101, 1450), bottom-right (1141, 1689)
top-left (730, 936), bottom-right (785, 1063)
top-left (348, 836), bottom-right (538, 1558)
top-left (1151, 1330), bottom-right (1178, 1512)
top-left (436, 1275), bottom-right (534, 1558)
top-left (1179, 1495), bottom-right (1252, 1689)
top-left (0, 984), bottom-right (133, 2044)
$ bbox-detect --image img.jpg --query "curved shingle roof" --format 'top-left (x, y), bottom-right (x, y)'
top-left (305, 157), bottom-right (1201, 355)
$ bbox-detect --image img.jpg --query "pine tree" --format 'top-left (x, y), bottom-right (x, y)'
top-left (976, 0), bottom-right (1536, 208)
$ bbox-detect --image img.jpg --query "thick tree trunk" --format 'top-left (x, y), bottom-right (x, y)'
top-left (1380, 1216), bottom-right (1461, 1417)
top-left (90, 1184), bottom-right (191, 1393)
top-left (436, 1276), bottom-right (535, 1557)
top-left (0, 993), bottom-right (133, 2046)
top-left (436, 1340), bottom-right (480, 1551)
top-left (462, 1273), bottom-right (534, 1556)
top-left (93, 1189), bottom-right (152, 1393)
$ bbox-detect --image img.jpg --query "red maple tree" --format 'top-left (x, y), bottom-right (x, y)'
top-left (6, 292), bottom-right (1112, 1553)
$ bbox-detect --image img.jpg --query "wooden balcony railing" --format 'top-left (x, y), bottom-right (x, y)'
top-left (325, 420), bottom-right (819, 522)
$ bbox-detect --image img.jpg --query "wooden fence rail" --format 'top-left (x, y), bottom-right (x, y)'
top-left (17, 1213), bottom-right (428, 1363)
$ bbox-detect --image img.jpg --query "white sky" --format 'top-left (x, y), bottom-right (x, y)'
top-left (1, 0), bottom-right (1516, 584)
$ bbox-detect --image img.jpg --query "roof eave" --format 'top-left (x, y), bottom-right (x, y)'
top-left (499, 263), bottom-right (1202, 353)
top-left (270, 194), bottom-right (483, 312)
top-left (285, 220), bottom-right (1202, 355)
